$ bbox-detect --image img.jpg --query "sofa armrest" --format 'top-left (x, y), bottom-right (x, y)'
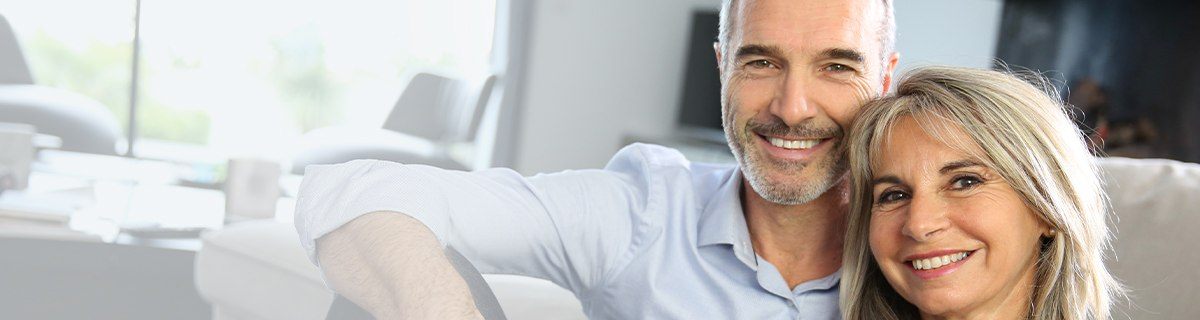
top-left (195, 220), bottom-right (334, 320)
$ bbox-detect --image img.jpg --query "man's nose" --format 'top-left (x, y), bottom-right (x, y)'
top-left (769, 74), bottom-right (819, 125)
top-left (901, 195), bottom-right (952, 242)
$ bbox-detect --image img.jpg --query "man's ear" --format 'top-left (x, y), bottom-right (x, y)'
top-left (713, 42), bottom-right (725, 77)
top-left (881, 52), bottom-right (900, 93)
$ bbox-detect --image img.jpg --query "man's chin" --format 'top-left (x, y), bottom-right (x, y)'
top-left (746, 167), bottom-right (821, 205)
top-left (752, 149), bottom-right (814, 176)
top-left (745, 153), bottom-right (849, 204)
top-left (757, 163), bottom-right (809, 182)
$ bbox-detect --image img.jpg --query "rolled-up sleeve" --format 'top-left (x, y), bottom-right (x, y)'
top-left (294, 144), bottom-right (668, 294)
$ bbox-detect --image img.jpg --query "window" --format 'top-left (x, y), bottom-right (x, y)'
top-left (4, 0), bottom-right (496, 164)
top-left (1, 0), bottom-right (136, 142)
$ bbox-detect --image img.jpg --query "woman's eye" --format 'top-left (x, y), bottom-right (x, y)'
top-left (877, 190), bottom-right (909, 203)
top-left (950, 175), bottom-right (984, 190)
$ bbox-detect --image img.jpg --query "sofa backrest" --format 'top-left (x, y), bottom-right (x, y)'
top-left (1098, 157), bottom-right (1200, 319)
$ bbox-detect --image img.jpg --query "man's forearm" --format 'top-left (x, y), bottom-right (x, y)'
top-left (317, 211), bottom-right (483, 319)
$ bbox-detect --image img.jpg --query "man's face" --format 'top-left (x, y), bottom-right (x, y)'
top-left (718, 0), bottom-right (898, 205)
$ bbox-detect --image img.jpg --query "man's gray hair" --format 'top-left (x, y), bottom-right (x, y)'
top-left (717, 0), bottom-right (895, 61)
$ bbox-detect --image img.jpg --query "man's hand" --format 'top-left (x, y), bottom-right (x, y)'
top-left (317, 211), bottom-right (484, 319)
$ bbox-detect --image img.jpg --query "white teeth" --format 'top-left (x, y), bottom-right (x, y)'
top-left (910, 252), bottom-right (969, 270)
top-left (768, 137), bottom-right (820, 150)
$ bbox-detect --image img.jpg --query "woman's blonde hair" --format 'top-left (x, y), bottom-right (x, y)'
top-left (840, 66), bottom-right (1124, 319)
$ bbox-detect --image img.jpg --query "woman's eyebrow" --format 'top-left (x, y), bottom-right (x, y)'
top-left (871, 175), bottom-right (902, 187)
top-left (938, 159), bottom-right (983, 174)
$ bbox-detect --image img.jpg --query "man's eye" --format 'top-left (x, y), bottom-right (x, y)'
top-left (823, 64), bottom-right (854, 73)
top-left (877, 190), bottom-right (909, 204)
top-left (746, 60), bottom-right (776, 69)
top-left (950, 175), bottom-right (984, 190)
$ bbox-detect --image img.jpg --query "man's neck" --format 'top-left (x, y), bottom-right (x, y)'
top-left (741, 176), bottom-right (849, 289)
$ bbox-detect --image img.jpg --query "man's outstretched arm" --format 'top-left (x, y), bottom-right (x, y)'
top-left (298, 153), bottom-right (655, 318)
top-left (317, 211), bottom-right (483, 320)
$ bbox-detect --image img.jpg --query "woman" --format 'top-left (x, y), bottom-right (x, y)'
top-left (840, 66), bottom-right (1123, 319)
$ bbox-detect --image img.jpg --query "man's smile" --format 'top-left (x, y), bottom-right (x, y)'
top-left (753, 132), bottom-right (836, 162)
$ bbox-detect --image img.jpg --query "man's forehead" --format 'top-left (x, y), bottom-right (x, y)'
top-left (732, 0), bottom-right (882, 56)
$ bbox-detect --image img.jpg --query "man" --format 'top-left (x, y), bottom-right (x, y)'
top-left (296, 0), bottom-right (899, 318)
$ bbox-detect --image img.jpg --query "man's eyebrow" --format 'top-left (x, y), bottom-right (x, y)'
top-left (819, 48), bottom-right (866, 63)
top-left (938, 160), bottom-right (983, 175)
top-left (735, 44), bottom-right (784, 59)
top-left (871, 175), bottom-right (902, 187)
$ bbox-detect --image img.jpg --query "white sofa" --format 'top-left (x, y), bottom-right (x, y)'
top-left (1095, 157), bottom-right (1200, 319)
top-left (194, 157), bottom-right (1200, 319)
top-left (194, 220), bottom-right (587, 320)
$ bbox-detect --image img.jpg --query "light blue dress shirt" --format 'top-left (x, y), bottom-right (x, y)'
top-left (295, 143), bottom-right (841, 319)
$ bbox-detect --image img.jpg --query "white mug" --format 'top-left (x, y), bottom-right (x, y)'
top-left (224, 158), bottom-right (282, 221)
top-left (0, 122), bottom-right (36, 191)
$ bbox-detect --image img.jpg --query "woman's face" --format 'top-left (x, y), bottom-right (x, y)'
top-left (868, 117), bottom-right (1049, 319)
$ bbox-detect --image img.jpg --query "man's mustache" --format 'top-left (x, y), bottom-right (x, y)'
top-left (745, 118), bottom-right (842, 138)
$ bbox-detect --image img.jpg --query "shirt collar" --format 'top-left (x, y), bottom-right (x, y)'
top-left (697, 167), bottom-right (758, 268)
top-left (797, 267), bottom-right (842, 292)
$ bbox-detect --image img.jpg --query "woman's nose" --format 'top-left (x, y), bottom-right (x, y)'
top-left (902, 195), bottom-right (952, 241)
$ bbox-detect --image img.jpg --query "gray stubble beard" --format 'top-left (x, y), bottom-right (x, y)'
top-left (724, 106), bottom-right (847, 206)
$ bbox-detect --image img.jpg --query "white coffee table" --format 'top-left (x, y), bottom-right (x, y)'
top-left (1, 149), bottom-right (299, 250)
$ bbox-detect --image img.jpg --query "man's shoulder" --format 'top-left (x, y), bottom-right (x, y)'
top-left (606, 143), bottom-right (735, 176)
top-left (601, 143), bottom-right (737, 198)
top-left (606, 143), bottom-right (689, 169)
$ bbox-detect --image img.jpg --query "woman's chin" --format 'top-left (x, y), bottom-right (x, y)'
top-left (907, 291), bottom-right (975, 319)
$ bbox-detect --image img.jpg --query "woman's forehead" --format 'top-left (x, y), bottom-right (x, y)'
top-left (870, 114), bottom-right (989, 172)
